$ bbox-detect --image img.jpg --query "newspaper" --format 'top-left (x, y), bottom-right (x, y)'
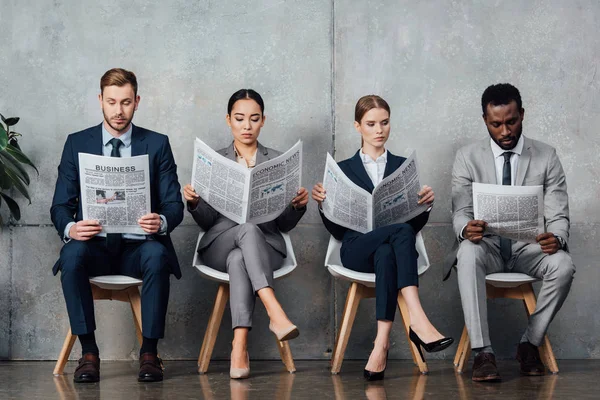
top-left (473, 182), bottom-right (544, 243)
top-left (79, 153), bottom-right (151, 234)
top-left (321, 151), bottom-right (429, 233)
top-left (191, 138), bottom-right (303, 225)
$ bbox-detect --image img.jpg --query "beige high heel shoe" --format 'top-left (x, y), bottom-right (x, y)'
top-left (230, 352), bottom-right (250, 379)
top-left (269, 323), bottom-right (299, 341)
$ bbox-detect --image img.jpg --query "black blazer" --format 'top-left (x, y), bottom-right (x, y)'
top-left (50, 123), bottom-right (184, 278)
top-left (320, 150), bottom-right (430, 241)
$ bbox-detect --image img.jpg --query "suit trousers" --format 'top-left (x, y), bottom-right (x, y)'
top-left (341, 223), bottom-right (418, 321)
top-left (457, 237), bottom-right (575, 348)
top-left (58, 237), bottom-right (171, 338)
top-left (201, 223), bottom-right (284, 329)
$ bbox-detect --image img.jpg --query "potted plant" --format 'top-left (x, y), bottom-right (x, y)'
top-left (0, 113), bottom-right (38, 224)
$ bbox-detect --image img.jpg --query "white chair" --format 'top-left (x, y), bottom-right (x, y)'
top-left (325, 232), bottom-right (431, 374)
top-left (53, 275), bottom-right (143, 376)
top-left (193, 230), bottom-right (298, 374)
top-left (453, 272), bottom-right (559, 374)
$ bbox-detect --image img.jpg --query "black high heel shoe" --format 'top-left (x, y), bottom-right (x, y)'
top-left (364, 351), bottom-right (388, 381)
top-left (409, 328), bottom-right (454, 362)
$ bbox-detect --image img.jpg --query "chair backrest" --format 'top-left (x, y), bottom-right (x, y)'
top-left (89, 275), bottom-right (143, 290)
top-left (485, 272), bottom-right (538, 288)
top-left (192, 229), bottom-right (297, 283)
top-left (324, 231), bottom-right (430, 275)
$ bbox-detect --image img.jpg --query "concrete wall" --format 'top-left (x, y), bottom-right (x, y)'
top-left (0, 0), bottom-right (598, 360)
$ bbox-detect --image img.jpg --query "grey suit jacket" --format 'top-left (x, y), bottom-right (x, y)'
top-left (188, 141), bottom-right (306, 256)
top-left (444, 136), bottom-right (570, 279)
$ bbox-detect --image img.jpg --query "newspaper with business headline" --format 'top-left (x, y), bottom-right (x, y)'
top-left (321, 151), bottom-right (429, 233)
top-left (191, 138), bottom-right (303, 225)
top-left (473, 182), bottom-right (544, 243)
top-left (79, 153), bottom-right (151, 234)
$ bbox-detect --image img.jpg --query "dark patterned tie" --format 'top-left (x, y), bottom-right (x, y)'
top-left (106, 138), bottom-right (124, 255)
top-left (500, 151), bottom-right (513, 261)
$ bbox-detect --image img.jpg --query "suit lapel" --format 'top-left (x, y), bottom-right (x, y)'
top-left (516, 137), bottom-right (531, 186)
top-left (86, 124), bottom-right (104, 156)
top-left (131, 124), bottom-right (147, 156)
top-left (348, 151), bottom-right (375, 193)
top-left (256, 141), bottom-right (270, 163)
top-left (383, 151), bottom-right (403, 179)
top-left (480, 140), bottom-right (498, 184)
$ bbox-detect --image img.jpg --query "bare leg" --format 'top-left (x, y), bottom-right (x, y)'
top-left (365, 320), bottom-right (392, 372)
top-left (231, 328), bottom-right (249, 370)
top-left (257, 287), bottom-right (294, 332)
top-left (400, 286), bottom-right (444, 343)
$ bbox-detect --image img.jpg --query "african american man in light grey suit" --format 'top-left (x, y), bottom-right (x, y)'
top-left (447, 83), bottom-right (574, 382)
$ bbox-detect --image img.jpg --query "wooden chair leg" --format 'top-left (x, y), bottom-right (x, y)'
top-left (276, 367), bottom-right (296, 400)
top-left (397, 293), bottom-right (428, 374)
top-left (453, 325), bottom-right (468, 366)
top-left (198, 284), bottom-right (229, 374)
top-left (127, 287), bottom-right (144, 346)
top-left (330, 282), bottom-right (363, 374)
top-left (521, 283), bottom-right (559, 374)
top-left (456, 329), bottom-right (470, 374)
top-left (53, 329), bottom-right (78, 376)
top-left (276, 337), bottom-right (296, 373)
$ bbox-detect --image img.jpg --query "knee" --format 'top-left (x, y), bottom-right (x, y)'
top-left (546, 251), bottom-right (575, 285)
top-left (140, 242), bottom-right (169, 274)
top-left (390, 223), bottom-right (415, 240)
top-left (237, 223), bottom-right (264, 240)
top-left (457, 240), bottom-right (487, 272)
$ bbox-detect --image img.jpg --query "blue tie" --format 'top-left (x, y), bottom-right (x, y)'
top-left (500, 151), bottom-right (513, 261)
top-left (106, 138), bottom-right (124, 255)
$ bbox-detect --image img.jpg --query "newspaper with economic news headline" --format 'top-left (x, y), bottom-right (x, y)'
top-left (321, 151), bottom-right (429, 233)
top-left (79, 153), bottom-right (151, 234)
top-left (191, 138), bottom-right (303, 225)
top-left (473, 182), bottom-right (544, 243)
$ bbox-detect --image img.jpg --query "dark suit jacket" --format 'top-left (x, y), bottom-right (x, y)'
top-left (188, 141), bottom-right (306, 256)
top-left (320, 150), bottom-right (430, 241)
top-left (50, 123), bottom-right (184, 278)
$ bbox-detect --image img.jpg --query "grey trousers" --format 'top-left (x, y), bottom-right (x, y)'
top-left (201, 223), bottom-right (284, 329)
top-left (457, 237), bottom-right (575, 348)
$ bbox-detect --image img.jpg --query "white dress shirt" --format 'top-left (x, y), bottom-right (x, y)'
top-left (360, 148), bottom-right (388, 186)
top-left (63, 123), bottom-right (167, 240)
top-left (490, 134), bottom-right (524, 185)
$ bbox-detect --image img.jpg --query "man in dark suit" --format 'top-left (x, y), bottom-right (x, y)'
top-left (50, 68), bottom-right (183, 383)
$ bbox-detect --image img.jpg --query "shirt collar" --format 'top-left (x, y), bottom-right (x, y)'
top-left (490, 134), bottom-right (524, 158)
top-left (102, 122), bottom-right (133, 148)
top-left (360, 148), bottom-right (388, 164)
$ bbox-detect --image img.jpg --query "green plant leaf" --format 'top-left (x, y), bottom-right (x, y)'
top-left (0, 192), bottom-right (21, 220)
top-left (0, 150), bottom-right (31, 185)
top-left (4, 117), bottom-right (19, 127)
top-left (0, 113), bottom-right (5, 123)
top-left (3, 168), bottom-right (31, 203)
top-left (0, 164), bottom-right (11, 189)
top-left (5, 144), bottom-right (38, 174)
top-left (0, 124), bottom-right (7, 151)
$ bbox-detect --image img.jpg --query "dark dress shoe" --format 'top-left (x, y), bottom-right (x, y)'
top-left (408, 328), bottom-right (454, 362)
top-left (74, 353), bottom-right (100, 383)
top-left (364, 351), bottom-right (388, 381)
top-left (472, 352), bottom-right (501, 382)
top-left (138, 353), bottom-right (164, 382)
top-left (516, 342), bottom-right (545, 376)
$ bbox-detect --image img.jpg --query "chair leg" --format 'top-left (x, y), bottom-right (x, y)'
top-left (397, 292), bottom-right (428, 374)
top-left (53, 329), bottom-right (78, 376)
top-left (198, 283), bottom-right (229, 374)
top-left (453, 325), bottom-right (467, 366)
top-left (455, 326), bottom-right (470, 374)
top-left (127, 287), bottom-right (144, 346)
top-left (521, 284), bottom-right (559, 374)
top-left (330, 282), bottom-right (363, 375)
top-left (276, 338), bottom-right (296, 373)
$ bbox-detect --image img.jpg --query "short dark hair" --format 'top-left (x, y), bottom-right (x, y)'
top-left (481, 83), bottom-right (522, 115)
top-left (100, 68), bottom-right (138, 96)
top-left (227, 89), bottom-right (264, 115)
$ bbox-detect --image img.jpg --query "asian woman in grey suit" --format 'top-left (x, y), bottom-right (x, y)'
top-left (184, 89), bottom-right (308, 379)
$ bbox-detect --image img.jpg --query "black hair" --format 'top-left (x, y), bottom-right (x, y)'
top-left (481, 83), bottom-right (522, 115)
top-left (227, 89), bottom-right (265, 115)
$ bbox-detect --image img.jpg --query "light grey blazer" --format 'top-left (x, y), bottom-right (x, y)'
top-left (444, 136), bottom-right (570, 279)
top-left (188, 141), bottom-right (306, 257)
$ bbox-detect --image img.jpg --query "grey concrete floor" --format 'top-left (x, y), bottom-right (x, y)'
top-left (0, 360), bottom-right (598, 399)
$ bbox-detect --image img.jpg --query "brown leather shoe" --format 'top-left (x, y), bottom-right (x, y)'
top-left (516, 342), bottom-right (545, 376)
top-left (74, 353), bottom-right (100, 383)
top-left (138, 353), bottom-right (163, 382)
top-left (472, 352), bottom-right (501, 382)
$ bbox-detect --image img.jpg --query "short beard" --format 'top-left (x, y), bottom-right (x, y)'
top-left (102, 109), bottom-right (133, 134)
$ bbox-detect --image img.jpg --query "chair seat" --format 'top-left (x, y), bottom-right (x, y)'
top-left (192, 230), bottom-right (298, 283)
top-left (89, 275), bottom-right (143, 290)
top-left (485, 273), bottom-right (538, 288)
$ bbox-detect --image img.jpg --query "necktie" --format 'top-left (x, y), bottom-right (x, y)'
top-left (106, 138), bottom-right (124, 256)
top-left (500, 151), bottom-right (513, 261)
